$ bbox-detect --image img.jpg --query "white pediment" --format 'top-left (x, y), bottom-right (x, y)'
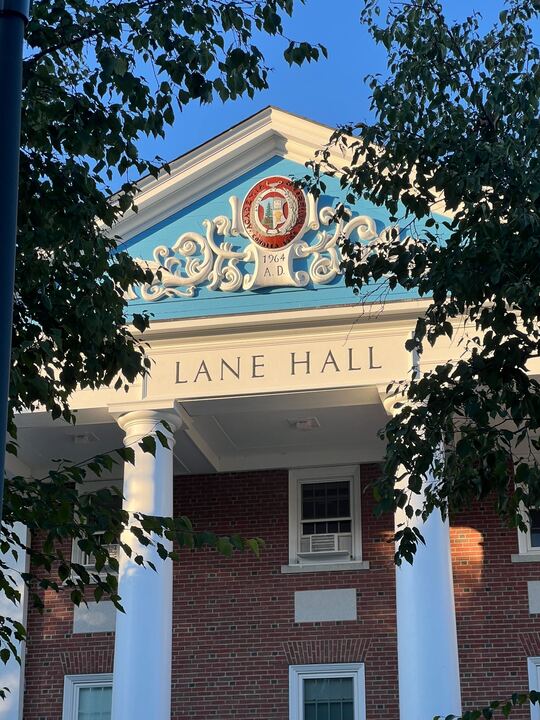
top-left (113, 107), bottom-right (345, 243)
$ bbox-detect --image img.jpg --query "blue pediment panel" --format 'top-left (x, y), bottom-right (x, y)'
top-left (123, 155), bottom-right (413, 321)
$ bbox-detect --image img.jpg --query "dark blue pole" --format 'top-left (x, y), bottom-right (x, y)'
top-left (0, 0), bottom-right (30, 518)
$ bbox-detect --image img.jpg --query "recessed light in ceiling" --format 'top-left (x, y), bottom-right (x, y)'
top-left (287, 417), bottom-right (321, 431)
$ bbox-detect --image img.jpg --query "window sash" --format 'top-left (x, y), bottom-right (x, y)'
top-left (62, 674), bottom-right (113, 720)
top-left (297, 475), bottom-right (354, 558)
top-left (289, 664), bottom-right (365, 720)
top-left (288, 466), bottom-right (361, 565)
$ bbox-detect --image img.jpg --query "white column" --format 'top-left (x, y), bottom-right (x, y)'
top-left (0, 523), bottom-right (29, 720)
top-left (111, 408), bottom-right (181, 720)
top-left (380, 389), bottom-right (461, 720)
top-left (394, 444), bottom-right (461, 720)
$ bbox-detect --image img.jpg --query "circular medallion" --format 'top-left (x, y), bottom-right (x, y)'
top-left (241, 176), bottom-right (307, 250)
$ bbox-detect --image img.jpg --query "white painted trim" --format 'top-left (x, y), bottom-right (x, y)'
top-left (281, 560), bottom-right (369, 574)
top-left (62, 673), bottom-right (113, 720)
top-left (528, 657), bottom-right (540, 720)
top-left (517, 504), bottom-right (540, 558)
top-left (288, 465), bottom-right (362, 567)
top-left (138, 298), bottom-right (433, 342)
top-left (289, 663), bottom-right (365, 720)
top-left (512, 554), bottom-right (540, 563)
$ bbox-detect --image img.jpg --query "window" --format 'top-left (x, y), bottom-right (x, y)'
top-left (62, 674), bottom-right (113, 720)
top-left (528, 657), bottom-right (540, 720)
top-left (71, 531), bottom-right (120, 579)
top-left (286, 466), bottom-right (363, 570)
top-left (71, 482), bottom-right (122, 580)
top-left (289, 664), bottom-right (365, 720)
top-left (517, 508), bottom-right (540, 556)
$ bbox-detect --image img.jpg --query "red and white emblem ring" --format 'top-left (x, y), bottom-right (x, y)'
top-left (241, 176), bottom-right (307, 250)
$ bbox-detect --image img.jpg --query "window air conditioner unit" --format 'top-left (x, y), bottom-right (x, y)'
top-left (298, 533), bottom-right (352, 562)
top-left (307, 533), bottom-right (339, 553)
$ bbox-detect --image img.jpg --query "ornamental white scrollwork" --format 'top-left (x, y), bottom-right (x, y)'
top-left (126, 192), bottom-right (395, 301)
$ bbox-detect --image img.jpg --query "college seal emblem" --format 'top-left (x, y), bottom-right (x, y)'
top-left (241, 176), bottom-right (307, 249)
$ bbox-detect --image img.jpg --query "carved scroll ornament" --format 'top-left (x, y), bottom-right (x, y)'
top-left (126, 176), bottom-right (389, 302)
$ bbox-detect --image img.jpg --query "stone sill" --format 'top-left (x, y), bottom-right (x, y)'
top-left (511, 554), bottom-right (540, 563)
top-left (281, 560), bottom-right (370, 574)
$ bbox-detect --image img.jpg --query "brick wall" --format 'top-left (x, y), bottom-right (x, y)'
top-left (21, 465), bottom-right (540, 719)
top-left (23, 537), bottom-right (114, 720)
top-left (171, 464), bottom-right (397, 720)
top-left (452, 500), bottom-right (540, 716)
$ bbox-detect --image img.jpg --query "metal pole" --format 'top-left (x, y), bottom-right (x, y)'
top-left (0, 0), bottom-right (30, 520)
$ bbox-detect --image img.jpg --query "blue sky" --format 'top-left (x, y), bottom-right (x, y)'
top-left (135, 0), bottom-right (506, 170)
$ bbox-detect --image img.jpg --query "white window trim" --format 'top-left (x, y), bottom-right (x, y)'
top-left (289, 663), bottom-right (365, 720)
top-left (513, 504), bottom-right (540, 562)
top-left (528, 657), bottom-right (540, 720)
top-left (284, 465), bottom-right (364, 572)
top-left (62, 673), bottom-right (113, 720)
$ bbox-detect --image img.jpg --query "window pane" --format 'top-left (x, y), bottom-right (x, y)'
top-left (301, 482), bottom-right (350, 522)
top-left (338, 498), bottom-right (350, 517)
top-left (531, 509), bottom-right (540, 547)
top-left (317, 705), bottom-right (329, 720)
top-left (304, 678), bottom-right (354, 720)
top-left (78, 686), bottom-right (112, 720)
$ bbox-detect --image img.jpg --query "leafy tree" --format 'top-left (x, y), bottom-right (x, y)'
top-left (306, 0), bottom-right (540, 564)
top-left (1, 0), bottom-right (324, 678)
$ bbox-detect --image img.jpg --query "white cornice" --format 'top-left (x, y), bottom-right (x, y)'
top-left (136, 297), bottom-right (431, 344)
top-left (112, 107), bottom-right (347, 243)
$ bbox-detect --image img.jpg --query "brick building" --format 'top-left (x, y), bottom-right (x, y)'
top-left (4, 109), bottom-right (540, 720)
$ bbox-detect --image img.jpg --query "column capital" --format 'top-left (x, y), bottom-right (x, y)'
top-left (108, 400), bottom-right (183, 436)
top-left (378, 387), bottom-right (408, 418)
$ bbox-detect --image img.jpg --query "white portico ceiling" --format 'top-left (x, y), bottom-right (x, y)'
top-left (178, 387), bottom-right (388, 473)
top-left (12, 387), bottom-right (388, 480)
top-left (12, 415), bottom-right (214, 480)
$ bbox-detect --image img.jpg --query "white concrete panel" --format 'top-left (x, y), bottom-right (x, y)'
top-left (528, 581), bottom-right (540, 614)
top-left (73, 601), bottom-right (116, 634)
top-left (294, 589), bottom-right (357, 623)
